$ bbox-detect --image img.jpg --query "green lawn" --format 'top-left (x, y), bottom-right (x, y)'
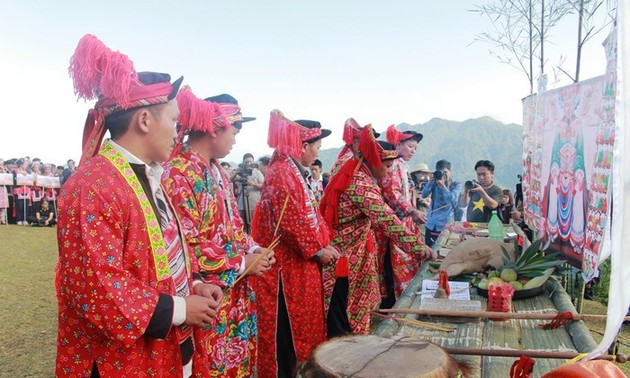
top-left (0, 225), bottom-right (57, 377)
top-left (1, 225), bottom-right (628, 377)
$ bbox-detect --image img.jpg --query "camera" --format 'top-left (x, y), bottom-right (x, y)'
top-left (433, 170), bottom-right (444, 181)
top-left (414, 176), bottom-right (429, 190)
top-left (465, 180), bottom-right (478, 190)
top-left (236, 162), bottom-right (253, 178)
top-left (233, 163), bottom-right (254, 185)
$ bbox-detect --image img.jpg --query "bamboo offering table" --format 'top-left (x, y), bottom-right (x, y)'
top-left (374, 221), bottom-right (597, 378)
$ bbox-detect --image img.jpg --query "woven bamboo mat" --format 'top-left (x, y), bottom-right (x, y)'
top-left (375, 271), bottom-right (596, 378)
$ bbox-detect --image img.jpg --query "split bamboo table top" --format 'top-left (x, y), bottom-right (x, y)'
top-left (374, 222), bottom-right (596, 378)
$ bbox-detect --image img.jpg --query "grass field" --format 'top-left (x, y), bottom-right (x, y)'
top-left (1, 225), bottom-right (628, 377)
top-left (1, 225), bottom-right (57, 377)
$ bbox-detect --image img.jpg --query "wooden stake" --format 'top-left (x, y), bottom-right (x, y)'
top-left (442, 347), bottom-right (629, 363)
top-left (379, 308), bottom-right (630, 322)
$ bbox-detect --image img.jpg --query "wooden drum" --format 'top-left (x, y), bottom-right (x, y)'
top-left (299, 335), bottom-right (466, 378)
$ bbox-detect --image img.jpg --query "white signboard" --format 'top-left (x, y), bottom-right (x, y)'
top-left (36, 175), bottom-right (61, 188)
top-left (0, 173), bottom-right (12, 186)
top-left (15, 173), bottom-right (35, 186)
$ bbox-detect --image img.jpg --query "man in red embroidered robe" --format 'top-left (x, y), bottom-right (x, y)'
top-left (320, 127), bottom-right (434, 336)
top-left (252, 110), bottom-right (339, 378)
top-left (163, 88), bottom-right (274, 377)
top-left (56, 35), bottom-right (222, 378)
top-left (377, 125), bottom-right (427, 307)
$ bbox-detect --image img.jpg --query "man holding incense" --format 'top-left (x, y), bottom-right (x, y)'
top-left (252, 110), bottom-right (338, 377)
top-left (163, 87), bottom-right (274, 377)
top-left (320, 126), bottom-right (434, 337)
top-left (56, 35), bottom-right (222, 377)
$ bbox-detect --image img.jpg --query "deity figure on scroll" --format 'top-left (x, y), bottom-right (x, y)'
top-left (542, 105), bottom-right (588, 267)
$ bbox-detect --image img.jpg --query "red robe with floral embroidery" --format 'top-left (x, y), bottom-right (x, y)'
top-left (162, 144), bottom-right (258, 378)
top-left (377, 157), bottom-right (422, 297)
top-left (251, 152), bottom-right (330, 378)
top-left (322, 163), bottom-right (432, 334)
top-left (55, 145), bottom-right (198, 377)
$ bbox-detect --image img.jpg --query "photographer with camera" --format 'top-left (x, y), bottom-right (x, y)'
top-left (232, 153), bottom-right (264, 232)
top-left (410, 162), bottom-right (432, 212)
top-left (421, 159), bottom-right (462, 247)
top-left (459, 159), bottom-right (503, 222)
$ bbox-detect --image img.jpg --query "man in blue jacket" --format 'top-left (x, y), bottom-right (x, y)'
top-left (422, 159), bottom-right (463, 247)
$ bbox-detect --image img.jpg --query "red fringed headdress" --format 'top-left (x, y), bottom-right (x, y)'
top-left (320, 125), bottom-right (384, 227)
top-left (343, 118), bottom-right (361, 145)
top-left (69, 34), bottom-right (181, 165)
top-left (268, 110), bottom-right (324, 158)
top-left (385, 124), bottom-right (406, 145)
top-left (175, 86), bottom-right (227, 137)
top-left (358, 125), bottom-right (382, 168)
top-left (342, 118), bottom-right (375, 146)
top-left (385, 124), bottom-right (423, 146)
top-left (168, 86), bottom-right (229, 158)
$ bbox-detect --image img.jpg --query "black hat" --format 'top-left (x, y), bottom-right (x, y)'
top-left (204, 93), bottom-right (256, 128)
top-left (137, 72), bottom-right (183, 100)
top-left (402, 130), bottom-right (423, 143)
top-left (295, 119), bottom-right (332, 143)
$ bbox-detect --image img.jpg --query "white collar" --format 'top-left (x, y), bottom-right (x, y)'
top-left (109, 139), bottom-right (164, 193)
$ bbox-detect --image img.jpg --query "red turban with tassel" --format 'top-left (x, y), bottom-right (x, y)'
top-left (69, 34), bottom-right (182, 165)
top-left (267, 110), bottom-right (331, 159)
top-left (320, 125), bottom-right (395, 227)
top-left (342, 118), bottom-right (380, 146)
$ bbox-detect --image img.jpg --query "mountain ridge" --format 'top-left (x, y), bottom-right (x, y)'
top-left (317, 116), bottom-right (523, 191)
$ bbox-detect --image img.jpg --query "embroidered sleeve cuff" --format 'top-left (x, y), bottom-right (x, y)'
top-left (145, 294), bottom-right (174, 339)
top-left (172, 295), bottom-right (186, 326)
top-left (247, 245), bottom-right (259, 254)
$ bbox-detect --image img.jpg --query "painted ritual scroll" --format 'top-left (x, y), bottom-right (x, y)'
top-left (522, 35), bottom-right (616, 280)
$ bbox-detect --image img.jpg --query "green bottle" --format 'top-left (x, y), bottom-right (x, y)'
top-left (488, 210), bottom-right (503, 241)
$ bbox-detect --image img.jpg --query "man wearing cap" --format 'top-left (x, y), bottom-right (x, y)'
top-left (377, 125), bottom-right (427, 306)
top-left (320, 127), bottom-right (434, 336)
top-left (422, 159), bottom-right (463, 247)
top-left (252, 110), bottom-right (339, 378)
top-left (56, 35), bottom-right (223, 377)
top-left (162, 88), bottom-right (274, 377)
top-left (410, 162), bottom-right (433, 212)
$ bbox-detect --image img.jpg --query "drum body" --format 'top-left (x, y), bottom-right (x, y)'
top-left (300, 335), bottom-right (465, 378)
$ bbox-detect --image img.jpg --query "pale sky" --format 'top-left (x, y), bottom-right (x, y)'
top-left (0, 1), bottom-right (612, 166)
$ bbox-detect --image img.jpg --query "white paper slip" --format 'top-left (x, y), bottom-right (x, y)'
top-left (418, 280), bottom-right (471, 300)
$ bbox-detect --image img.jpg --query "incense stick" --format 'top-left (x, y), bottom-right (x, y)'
top-left (223, 195), bottom-right (289, 295)
top-left (273, 195), bottom-right (290, 238)
top-left (371, 312), bottom-right (455, 332)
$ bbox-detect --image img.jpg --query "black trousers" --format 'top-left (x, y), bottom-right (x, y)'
top-left (425, 226), bottom-right (441, 248)
top-left (379, 246), bottom-right (396, 310)
top-left (326, 278), bottom-right (351, 338)
top-left (277, 279), bottom-right (297, 378)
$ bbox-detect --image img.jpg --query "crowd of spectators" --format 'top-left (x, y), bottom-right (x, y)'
top-left (0, 156), bottom-right (75, 226)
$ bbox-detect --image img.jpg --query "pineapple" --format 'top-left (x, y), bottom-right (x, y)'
top-left (500, 238), bottom-right (565, 284)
